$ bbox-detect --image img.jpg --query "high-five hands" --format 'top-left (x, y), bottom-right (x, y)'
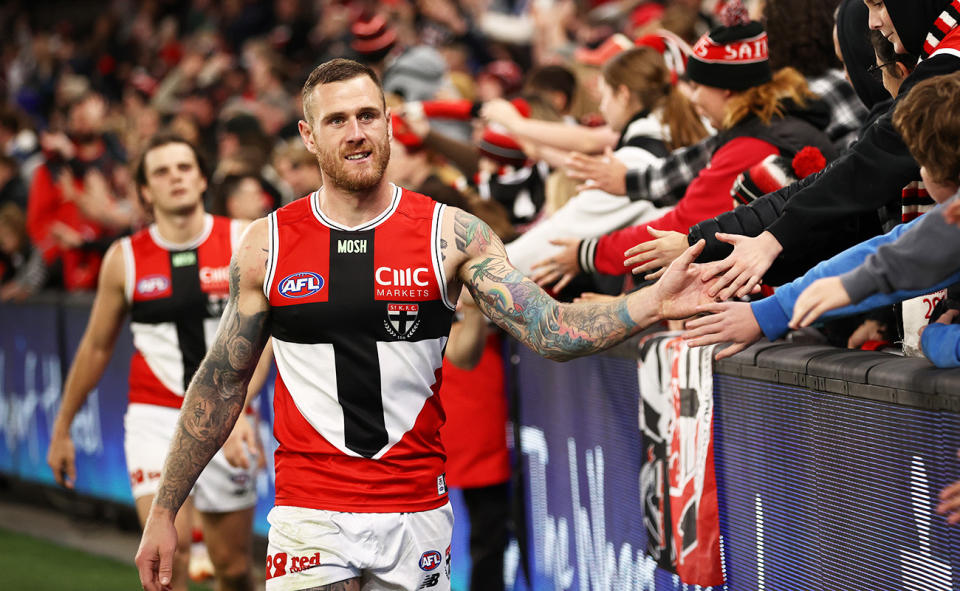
top-left (624, 228), bottom-right (689, 280)
top-left (790, 276), bottom-right (851, 329)
top-left (699, 231), bottom-right (782, 301)
top-left (683, 301), bottom-right (763, 359)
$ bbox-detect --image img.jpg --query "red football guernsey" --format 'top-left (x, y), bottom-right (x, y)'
top-left (121, 215), bottom-right (242, 408)
top-left (265, 186), bottom-right (457, 513)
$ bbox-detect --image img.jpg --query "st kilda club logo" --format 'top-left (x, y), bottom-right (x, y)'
top-left (385, 303), bottom-right (420, 339)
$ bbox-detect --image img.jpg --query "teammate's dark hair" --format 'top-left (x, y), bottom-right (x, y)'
top-left (135, 132), bottom-right (208, 189)
top-left (301, 58), bottom-right (384, 124)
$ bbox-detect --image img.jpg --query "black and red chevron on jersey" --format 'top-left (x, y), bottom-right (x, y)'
top-left (264, 185), bottom-right (456, 513)
top-left (121, 214), bottom-right (242, 408)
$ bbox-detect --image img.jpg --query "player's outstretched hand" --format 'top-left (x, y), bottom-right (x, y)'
top-left (683, 301), bottom-right (762, 359)
top-left (938, 449), bottom-right (960, 525)
top-left (624, 228), bottom-right (689, 280)
top-left (136, 507), bottom-right (178, 591)
top-left (530, 238), bottom-right (582, 293)
top-left (699, 231), bottom-right (782, 301)
top-left (790, 276), bottom-right (851, 329)
top-left (47, 430), bottom-right (77, 488)
top-left (654, 240), bottom-right (721, 320)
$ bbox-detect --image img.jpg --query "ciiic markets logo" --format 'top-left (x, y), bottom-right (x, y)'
top-left (385, 303), bottom-right (420, 338)
top-left (279, 272), bottom-right (324, 298)
top-left (419, 550), bottom-right (442, 571)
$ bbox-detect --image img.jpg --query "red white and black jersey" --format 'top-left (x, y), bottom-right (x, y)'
top-left (120, 214), bottom-right (243, 408)
top-left (264, 185), bottom-right (456, 513)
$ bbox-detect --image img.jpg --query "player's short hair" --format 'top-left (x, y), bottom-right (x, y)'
top-left (301, 58), bottom-right (384, 125)
top-left (894, 72), bottom-right (960, 185)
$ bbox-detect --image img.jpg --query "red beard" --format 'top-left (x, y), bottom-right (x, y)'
top-left (319, 135), bottom-right (391, 192)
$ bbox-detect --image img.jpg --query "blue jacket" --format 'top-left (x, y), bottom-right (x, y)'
top-left (921, 323), bottom-right (960, 368)
top-left (751, 215), bottom-right (960, 341)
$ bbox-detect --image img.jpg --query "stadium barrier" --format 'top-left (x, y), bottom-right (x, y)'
top-left (3, 297), bottom-right (960, 590)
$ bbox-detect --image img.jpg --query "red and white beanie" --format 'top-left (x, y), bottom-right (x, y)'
top-left (731, 147), bottom-right (827, 205)
top-left (478, 127), bottom-right (527, 168)
top-left (635, 29), bottom-right (693, 85)
top-left (350, 14), bottom-right (397, 59)
top-left (686, 0), bottom-right (771, 91)
top-left (574, 34), bottom-right (634, 67)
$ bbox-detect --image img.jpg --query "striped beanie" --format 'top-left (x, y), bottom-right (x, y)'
top-left (350, 14), bottom-right (397, 60)
top-left (478, 128), bottom-right (527, 168)
top-left (731, 147), bottom-right (827, 205)
top-left (686, 0), bottom-right (770, 91)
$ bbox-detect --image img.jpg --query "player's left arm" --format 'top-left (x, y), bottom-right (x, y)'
top-left (137, 219), bottom-right (271, 591)
top-left (443, 207), bottom-right (680, 361)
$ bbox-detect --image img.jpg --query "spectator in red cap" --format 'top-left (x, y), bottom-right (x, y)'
top-left (350, 13), bottom-right (399, 69)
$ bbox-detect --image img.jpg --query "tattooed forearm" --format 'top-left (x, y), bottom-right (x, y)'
top-left (155, 264), bottom-right (269, 512)
top-left (466, 256), bottom-right (638, 361)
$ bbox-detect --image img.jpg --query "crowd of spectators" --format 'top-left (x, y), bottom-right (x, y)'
top-left (2, 0), bottom-right (959, 365)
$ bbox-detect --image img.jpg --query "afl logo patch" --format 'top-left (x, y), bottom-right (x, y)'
top-left (419, 550), bottom-right (442, 571)
top-left (279, 272), bottom-right (325, 298)
top-left (136, 275), bottom-right (170, 296)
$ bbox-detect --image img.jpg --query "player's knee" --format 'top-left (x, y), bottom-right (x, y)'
top-left (214, 569), bottom-right (253, 591)
top-left (173, 541), bottom-right (191, 569)
top-left (208, 547), bottom-right (251, 579)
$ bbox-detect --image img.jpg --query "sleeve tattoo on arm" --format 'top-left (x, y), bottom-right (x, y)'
top-left (453, 210), bottom-right (637, 361)
top-left (155, 262), bottom-right (269, 512)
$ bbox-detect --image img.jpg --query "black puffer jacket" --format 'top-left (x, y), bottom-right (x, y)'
top-left (688, 100), bottom-right (892, 284)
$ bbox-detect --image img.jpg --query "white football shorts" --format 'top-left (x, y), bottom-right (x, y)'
top-left (265, 503), bottom-right (453, 591)
top-left (123, 402), bottom-right (258, 513)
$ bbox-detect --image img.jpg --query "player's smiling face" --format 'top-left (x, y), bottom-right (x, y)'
top-left (301, 75), bottom-right (391, 193)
